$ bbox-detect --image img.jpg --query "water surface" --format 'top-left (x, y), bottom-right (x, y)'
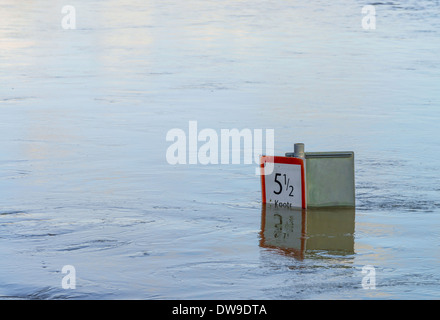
top-left (1, 0), bottom-right (439, 299)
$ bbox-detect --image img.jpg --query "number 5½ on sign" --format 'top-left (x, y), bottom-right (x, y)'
top-left (260, 156), bottom-right (306, 209)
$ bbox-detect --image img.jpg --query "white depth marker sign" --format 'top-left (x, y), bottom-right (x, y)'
top-left (260, 156), bottom-right (306, 209)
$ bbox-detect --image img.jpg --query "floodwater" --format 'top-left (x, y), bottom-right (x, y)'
top-left (1, 0), bottom-right (439, 299)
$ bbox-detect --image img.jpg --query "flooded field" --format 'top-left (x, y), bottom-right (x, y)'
top-left (1, 0), bottom-right (439, 299)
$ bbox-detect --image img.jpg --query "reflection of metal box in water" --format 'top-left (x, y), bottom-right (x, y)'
top-left (286, 144), bottom-right (355, 207)
top-left (260, 205), bottom-right (355, 259)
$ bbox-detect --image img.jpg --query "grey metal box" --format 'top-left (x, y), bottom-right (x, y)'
top-left (305, 151), bottom-right (355, 207)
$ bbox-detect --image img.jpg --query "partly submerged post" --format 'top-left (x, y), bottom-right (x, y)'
top-left (294, 143), bottom-right (305, 159)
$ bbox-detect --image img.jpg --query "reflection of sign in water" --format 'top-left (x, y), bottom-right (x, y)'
top-left (260, 205), bottom-right (355, 259)
top-left (260, 156), bottom-right (306, 209)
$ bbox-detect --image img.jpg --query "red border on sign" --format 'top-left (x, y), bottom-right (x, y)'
top-left (260, 156), bottom-right (306, 209)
